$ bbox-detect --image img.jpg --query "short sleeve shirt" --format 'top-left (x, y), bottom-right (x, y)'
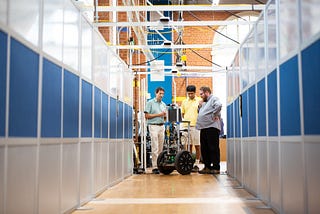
top-left (144, 98), bottom-right (166, 125)
top-left (181, 96), bottom-right (201, 127)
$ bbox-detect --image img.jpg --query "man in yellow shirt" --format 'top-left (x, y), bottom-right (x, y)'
top-left (181, 85), bottom-right (202, 172)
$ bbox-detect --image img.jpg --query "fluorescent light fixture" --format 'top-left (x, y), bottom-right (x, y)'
top-left (159, 16), bottom-right (170, 23)
top-left (212, 0), bottom-right (220, 5)
top-left (162, 40), bottom-right (172, 46)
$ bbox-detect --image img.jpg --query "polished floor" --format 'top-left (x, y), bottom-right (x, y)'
top-left (73, 163), bottom-right (275, 214)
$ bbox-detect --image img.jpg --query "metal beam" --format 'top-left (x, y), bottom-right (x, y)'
top-left (94, 20), bottom-right (255, 27)
top-left (112, 44), bottom-right (239, 49)
top-left (130, 65), bottom-right (224, 71)
top-left (82, 4), bottom-right (265, 12)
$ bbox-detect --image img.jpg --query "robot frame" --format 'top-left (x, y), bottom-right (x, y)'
top-left (157, 104), bottom-right (195, 175)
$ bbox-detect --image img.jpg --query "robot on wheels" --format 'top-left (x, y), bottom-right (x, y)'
top-left (157, 104), bottom-right (195, 175)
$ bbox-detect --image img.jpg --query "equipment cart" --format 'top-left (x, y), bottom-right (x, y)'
top-left (157, 104), bottom-right (195, 175)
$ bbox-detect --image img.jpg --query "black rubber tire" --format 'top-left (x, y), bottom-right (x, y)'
top-left (174, 150), bottom-right (194, 175)
top-left (157, 151), bottom-right (174, 175)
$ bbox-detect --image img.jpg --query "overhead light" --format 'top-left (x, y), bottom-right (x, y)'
top-left (162, 40), bottom-right (172, 46)
top-left (159, 16), bottom-right (170, 24)
top-left (176, 62), bottom-right (183, 67)
top-left (212, 0), bottom-right (220, 5)
top-left (171, 69), bottom-right (178, 74)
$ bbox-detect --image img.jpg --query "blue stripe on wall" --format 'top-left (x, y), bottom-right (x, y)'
top-left (124, 104), bottom-right (128, 138)
top-left (9, 38), bottom-right (39, 137)
top-left (241, 91), bottom-right (248, 137)
top-left (248, 85), bottom-right (256, 137)
top-left (63, 70), bottom-right (79, 137)
top-left (117, 102), bottom-right (123, 138)
top-left (302, 39), bottom-right (320, 135)
top-left (257, 78), bottom-right (266, 136)
top-left (128, 106), bottom-right (133, 138)
top-left (81, 80), bottom-right (92, 137)
top-left (280, 56), bottom-right (301, 136)
top-left (235, 98), bottom-right (240, 138)
top-left (227, 105), bottom-right (231, 138)
top-left (230, 103), bottom-right (234, 138)
top-left (267, 69), bottom-right (278, 136)
top-left (94, 87), bottom-right (101, 138)
top-left (0, 30), bottom-right (7, 136)
top-left (41, 58), bottom-right (62, 137)
top-left (109, 97), bottom-right (117, 138)
top-left (102, 92), bottom-right (109, 138)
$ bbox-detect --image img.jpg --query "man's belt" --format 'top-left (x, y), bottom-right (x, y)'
top-left (150, 123), bottom-right (164, 126)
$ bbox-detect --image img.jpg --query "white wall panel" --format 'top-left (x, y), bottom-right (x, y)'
top-left (61, 143), bottom-right (78, 213)
top-left (7, 146), bottom-right (37, 214)
top-left (227, 139), bottom-right (235, 177)
top-left (43, 0), bottom-right (64, 61)
top-left (258, 140), bottom-right (268, 202)
top-left (279, 0), bottom-right (299, 58)
top-left (301, 0), bottom-right (320, 42)
top-left (81, 19), bottom-right (93, 80)
top-left (108, 142), bottom-right (117, 184)
top-left (38, 144), bottom-right (60, 214)
top-left (242, 140), bottom-right (249, 187)
top-left (0, 0), bottom-right (7, 25)
top-left (93, 142), bottom-right (102, 192)
top-left (116, 142), bottom-right (124, 181)
top-left (80, 142), bottom-right (92, 202)
top-left (305, 142), bottom-right (320, 214)
top-left (281, 142), bottom-right (304, 214)
top-left (101, 142), bottom-right (109, 187)
top-left (269, 141), bottom-right (280, 211)
top-left (235, 139), bottom-right (242, 182)
top-left (247, 141), bottom-right (258, 194)
top-left (0, 146), bottom-right (4, 214)
top-left (63, 0), bottom-right (79, 71)
top-left (9, 0), bottom-right (39, 46)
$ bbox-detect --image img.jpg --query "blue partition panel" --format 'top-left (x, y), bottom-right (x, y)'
top-left (248, 85), bottom-right (256, 137)
top-left (128, 106), bottom-right (133, 138)
top-left (109, 97), bottom-right (117, 138)
top-left (124, 104), bottom-right (129, 139)
top-left (41, 59), bottom-right (62, 137)
top-left (235, 98), bottom-right (240, 138)
top-left (267, 70), bottom-right (278, 136)
top-left (280, 56), bottom-right (301, 136)
top-left (0, 31), bottom-right (7, 136)
top-left (241, 91), bottom-right (248, 137)
top-left (227, 105), bottom-right (232, 138)
top-left (257, 78), bottom-right (266, 136)
top-left (63, 70), bottom-right (79, 137)
top-left (9, 38), bottom-right (39, 137)
top-left (102, 92), bottom-right (109, 138)
top-left (117, 102), bottom-right (123, 139)
top-left (302, 39), bottom-right (320, 135)
top-left (94, 87), bottom-right (101, 138)
top-left (81, 80), bottom-right (92, 137)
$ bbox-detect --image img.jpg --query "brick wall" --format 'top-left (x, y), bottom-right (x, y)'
top-left (172, 11), bottom-right (230, 105)
top-left (97, 1), bottom-right (231, 107)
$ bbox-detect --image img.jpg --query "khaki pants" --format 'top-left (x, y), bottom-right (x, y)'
top-left (148, 124), bottom-right (165, 168)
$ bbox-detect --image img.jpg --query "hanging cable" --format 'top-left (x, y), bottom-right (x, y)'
top-left (130, 48), bottom-right (171, 66)
top-left (188, 48), bottom-right (222, 68)
top-left (187, 11), bottom-right (240, 44)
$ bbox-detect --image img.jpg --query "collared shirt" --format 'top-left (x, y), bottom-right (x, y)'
top-left (144, 98), bottom-right (166, 125)
top-left (196, 94), bottom-right (222, 130)
top-left (181, 96), bottom-right (201, 127)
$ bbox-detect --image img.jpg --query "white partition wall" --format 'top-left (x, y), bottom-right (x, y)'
top-left (227, 0), bottom-right (320, 213)
top-left (0, 0), bottom-right (133, 213)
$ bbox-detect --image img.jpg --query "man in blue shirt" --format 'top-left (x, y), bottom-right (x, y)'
top-left (144, 87), bottom-right (166, 174)
top-left (196, 86), bottom-right (222, 174)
